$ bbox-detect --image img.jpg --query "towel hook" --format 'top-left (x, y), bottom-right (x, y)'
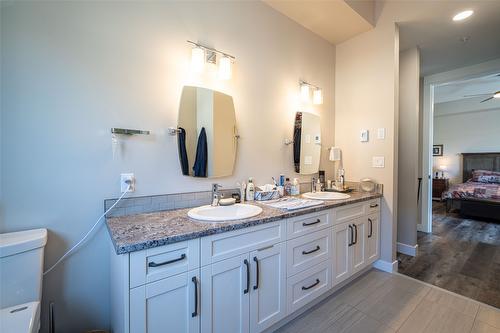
top-left (168, 127), bottom-right (181, 136)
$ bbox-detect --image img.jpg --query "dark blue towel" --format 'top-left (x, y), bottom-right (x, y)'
top-left (177, 127), bottom-right (189, 176)
top-left (193, 127), bottom-right (208, 177)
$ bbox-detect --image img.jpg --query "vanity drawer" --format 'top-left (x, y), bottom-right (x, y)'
top-left (201, 220), bottom-right (285, 266)
top-left (365, 199), bottom-right (381, 214)
top-left (286, 228), bottom-right (332, 277)
top-left (286, 260), bottom-right (331, 314)
top-left (130, 239), bottom-right (200, 288)
top-left (334, 202), bottom-right (365, 224)
top-left (286, 210), bottom-right (332, 240)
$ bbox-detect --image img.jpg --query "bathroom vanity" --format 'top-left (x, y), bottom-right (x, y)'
top-left (107, 193), bottom-right (381, 333)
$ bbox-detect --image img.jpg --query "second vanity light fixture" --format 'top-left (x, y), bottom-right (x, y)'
top-left (300, 80), bottom-right (323, 105)
top-left (188, 40), bottom-right (235, 80)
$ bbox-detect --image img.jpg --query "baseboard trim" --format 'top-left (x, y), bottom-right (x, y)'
top-left (397, 242), bottom-right (418, 256)
top-left (373, 259), bottom-right (398, 273)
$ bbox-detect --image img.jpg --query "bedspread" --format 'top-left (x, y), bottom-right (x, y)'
top-left (443, 181), bottom-right (500, 201)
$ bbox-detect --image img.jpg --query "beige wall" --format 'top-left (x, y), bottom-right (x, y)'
top-left (397, 48), bottom-right (420, 248)
top-left (335, 17), bottom-right (399, 264)
top-left (0, 2), bottom-right (335, 331)
top-left (434, 107), bottom-right (500, 184)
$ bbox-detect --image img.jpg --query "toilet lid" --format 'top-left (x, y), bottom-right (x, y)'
top-left (0, 301), bottom-right (40, 333)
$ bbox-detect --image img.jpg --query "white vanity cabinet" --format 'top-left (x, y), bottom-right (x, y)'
top-left (129, 269), bottom-right (200, 333)
top-left (332, 200), bottom-right (381, 287)
top-left (110, 198), bottom-right (381, 333)
top-left (200, 221), bottom-right (287, 333)
top-left (201, 253), bottom-right (250, 333)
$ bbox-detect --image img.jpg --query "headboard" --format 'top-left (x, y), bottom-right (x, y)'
top-left (462, 152), bottom-right (500, 182)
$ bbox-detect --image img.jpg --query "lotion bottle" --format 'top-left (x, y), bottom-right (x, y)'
top-left (246, 177), bottom-right (255, 201)
top-left (292, 178), bottom-right (300, 195)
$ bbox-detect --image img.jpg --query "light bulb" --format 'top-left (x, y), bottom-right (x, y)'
top-left (300, 84), bottom-right (310, 103)
top-left (218, 56), bottom-right (232, 80)
top-left (191, 47), bottom-right (204, 73)
top-left (313, 88), bottom-right (323, 105)
top-left (453, 10), bottom-right (473, 21)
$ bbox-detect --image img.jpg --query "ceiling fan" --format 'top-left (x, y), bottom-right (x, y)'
top-left (463, 90), bottom-right (500, 103)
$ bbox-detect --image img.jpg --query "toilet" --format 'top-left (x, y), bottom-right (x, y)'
top-left (0, 228), bottom-right (47, 333)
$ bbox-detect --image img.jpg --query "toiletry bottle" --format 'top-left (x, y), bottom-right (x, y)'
top-left (284, 178), bottom-right (292, 196)
top-left (315, 178), bottom-right (322, 192)
top-left (319, 170), bottom-right (325, 189)
top-left (246, 178), bottom-right (255, 201)
top-left (293, 178), bottom-right (301, 195)
top-left (241, 181), bottom-right (247, 202)
top-left (279, 174), bottom-right (285, 187)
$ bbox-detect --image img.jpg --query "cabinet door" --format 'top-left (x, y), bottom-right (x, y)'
top-left (130, 269), bottom-right (200, 333)
top-left (351, 218), bottom-right (367, 274)
top-left (332, 222), bottom-right (351, 286)
top-left (249, 243), bottom-right (286, 333)
top-left (366, 213), bottom-right (380, 264)
top-left (201, 254), bottom-right (250, 333)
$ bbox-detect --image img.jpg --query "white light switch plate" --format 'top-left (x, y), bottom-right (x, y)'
top-left (377, 128), bottom-right (386, 139)
top-left (372, 156), bottom-right (385, 168)
top-left (360, 130), bottom-right (369, 142)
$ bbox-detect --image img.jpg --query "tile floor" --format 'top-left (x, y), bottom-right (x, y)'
top-left (275, 269), bottom-right (500, 333)
top-left (398, 202), bottom-right (500, 308)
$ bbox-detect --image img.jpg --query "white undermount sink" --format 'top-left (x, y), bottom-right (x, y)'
top-left (188, 203), bottom-right (263, 222)
top-left (302, 192), bottom-right (351, 200)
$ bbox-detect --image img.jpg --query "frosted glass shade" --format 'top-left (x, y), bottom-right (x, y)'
top-left (191, 47), bottom-right (204, 73)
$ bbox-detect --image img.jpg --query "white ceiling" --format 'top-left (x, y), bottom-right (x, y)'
top-left (262, 0), bottom-right (374, 45)
top-left (399, 1), bottom-right (500, 76)
top-left (435, 74), bottom-right (500, 104)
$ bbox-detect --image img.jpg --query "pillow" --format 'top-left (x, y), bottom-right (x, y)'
top-left (472, 170), bottom-right (500, 184)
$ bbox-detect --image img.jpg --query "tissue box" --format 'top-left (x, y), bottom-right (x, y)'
top-left (254, 189), bottom-right (281, 201)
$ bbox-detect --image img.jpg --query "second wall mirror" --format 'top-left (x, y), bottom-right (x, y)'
top-left (177, 86), bottom-right (237, 178)
top-left (293, 112), bottom-right (321, 174)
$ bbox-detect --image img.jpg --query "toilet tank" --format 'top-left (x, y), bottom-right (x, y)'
top-left (0, 229), bottom-right (47, 309)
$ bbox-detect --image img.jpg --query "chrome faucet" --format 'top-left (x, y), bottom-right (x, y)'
top-left (212, 183), bottom-right (223, 206)
top-left (311, 177), bottom-right (316, 193)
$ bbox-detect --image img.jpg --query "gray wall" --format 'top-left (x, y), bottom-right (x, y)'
top-left (397, 48), bottom-right (420, 249)
top-left (0, 1), bottom-right (335, 331)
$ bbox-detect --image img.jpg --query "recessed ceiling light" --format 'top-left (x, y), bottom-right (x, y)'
top-left (494, 91), bottom-right (500, 99)
top-left (453, 10), bottom-right (474, 21)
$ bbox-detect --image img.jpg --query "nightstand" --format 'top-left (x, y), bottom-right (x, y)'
top-left (432, 178), bottom-right (449, 200)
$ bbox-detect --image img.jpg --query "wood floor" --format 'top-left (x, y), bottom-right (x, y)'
top-left (398, 202), bottom-right (500, 308)
top-left (274, 269), bottom-right (500, 333)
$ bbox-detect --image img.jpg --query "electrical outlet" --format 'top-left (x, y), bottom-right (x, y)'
top-left (121, 173), bottom-right (135, 192)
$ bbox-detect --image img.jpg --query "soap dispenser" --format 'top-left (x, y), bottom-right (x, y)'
top-left (246, 178), bottom-right (255, 201)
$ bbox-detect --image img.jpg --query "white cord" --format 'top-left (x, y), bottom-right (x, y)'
top-left (43, 184), bottom-right (131, 276)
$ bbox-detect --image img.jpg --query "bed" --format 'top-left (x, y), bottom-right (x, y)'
top-left (443, 152), bottom-right (500, 221)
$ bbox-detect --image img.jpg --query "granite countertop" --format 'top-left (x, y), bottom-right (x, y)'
top-left (106, 191), bottom-right (382, 254)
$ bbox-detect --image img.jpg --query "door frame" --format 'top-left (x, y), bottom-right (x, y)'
top-left (420, 58), bottom-right (500, 233)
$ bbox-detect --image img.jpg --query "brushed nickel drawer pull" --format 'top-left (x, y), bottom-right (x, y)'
top-left (370, 203), bottom-right (379, 208)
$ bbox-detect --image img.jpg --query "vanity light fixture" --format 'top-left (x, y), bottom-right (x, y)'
top-left (300, 80), bottom-right (323, 105)
top-left (453, 10), bottom-right (473, 21)
top-left (300, 83), bottom-right (310, 102)
top-left (191, 46), bottom-right (205, 73)
top-left (218, 56), bottom-right (232, 80)
top-left (313, 88), bottom-right (323, 105)
top-left (188, 40), bottom-right (235, 80)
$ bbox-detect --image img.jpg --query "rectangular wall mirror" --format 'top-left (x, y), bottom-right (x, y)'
top-left (177, 86), bottom-right (237, 178)
top-left (293, 112), bottom-right (321, 174)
